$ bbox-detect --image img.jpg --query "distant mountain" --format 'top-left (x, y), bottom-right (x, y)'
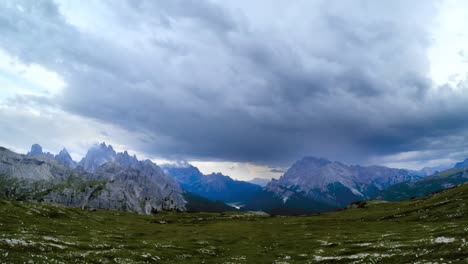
top-left (26, 144), bottom-right (77, 169)
top-left (78, 142), bottom-right (117, 172)
top-left (417, 164), bottom-right (452, 176)
top-left (244, 157), bottom-right (422, 214)
top-left (77, 143), bottom-right (142, 173)
top-left (162, 163), bottom-right (262, 203)
top-left (55, 148), bottom-right (77, 168)
top-left (454, 158), bottom-right (468, 169)
top-left (247, 178), bottom-right (271, 187)
top-left (374, 168), bottom-right (468, 201)
top-left (26, 143), bottom-right (54, 159)
top-left (2, 146), bottom-right (68, 181)
top-left (0, 144), bottom-right (186, 214)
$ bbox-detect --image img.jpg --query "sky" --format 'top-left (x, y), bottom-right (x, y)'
top-left (1, 0), bottom-right (468, 180)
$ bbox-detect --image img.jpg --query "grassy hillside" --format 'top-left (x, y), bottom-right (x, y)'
top-left (1, 184), bottom-right (467, 263)
top-left (376, 168), bottom-right (468, 201)
top-left (183, 192), bottom-right (238, 213)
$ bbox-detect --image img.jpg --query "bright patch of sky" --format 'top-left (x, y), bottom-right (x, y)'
top-left (0, 49), bottom-right (65, 101)
top-left (429, 0), bottom-right (468, 86)
top-left (191, 161), bottom-right (283, 181)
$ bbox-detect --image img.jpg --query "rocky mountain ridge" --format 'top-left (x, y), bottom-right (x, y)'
top-left (268, 157), bottom-right (421, 204)
top-left (162, 163), bottom-right (261, 203)
top-left (375, 167), bottom-right (468, 201)
top-left (0, 144), bottom-right (186, 214)
top-left (244, 156), bottom-right (424, 214)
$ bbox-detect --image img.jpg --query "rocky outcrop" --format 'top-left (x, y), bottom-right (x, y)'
top-left (0, 145), bottom-right (186, 214)
top-left (26, 144), bottom-right (54, 159)
top-left (78, 142), bottom-right (117, 172)
top-left (1, 147), bottom-right (69, 181)
top-left (55, 148), bottom-right (77, 169)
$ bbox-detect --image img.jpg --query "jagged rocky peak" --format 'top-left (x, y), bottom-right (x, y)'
top-left (161, 162), bottom-right (204, 182)
top-left (55, 148), bottom-right (77, 169)
top-left (278, 156), bottom-right (348, 188)
top-left (263, 156), bottom-right (422, 208)
top-left (1, 146), bottom-right (66, 181)
top-left (116, 150), bottom-right (139, 168)
top-left (27, 144), bottom-right (54, 159)
top-left (79, 142), bottom-right (117, 172)
top-left (1, 146), bottom-right (186, 214)
top-left (28, 144), bottom-right (43, 156)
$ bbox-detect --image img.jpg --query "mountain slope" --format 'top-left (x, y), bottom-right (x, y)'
top-left (1, 146), bottom-right (69, 181)
top-left (244, 156), bottom-right (422, 214)
top-left (55, 148), bottom-right (77, 168)
top-left (162, 163), bottom-right (261, 203)
top-left (0, 145), bottom-right (186, 214)
top-left (454, 158), bottom-right (468, 169)
top-left (375, 167), bottom-right (468, 201)
top-left (78, 142), bottom-right (118, 172)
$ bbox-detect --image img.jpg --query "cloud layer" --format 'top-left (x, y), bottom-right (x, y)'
top-left (2, 0), bottom-right (468, 170)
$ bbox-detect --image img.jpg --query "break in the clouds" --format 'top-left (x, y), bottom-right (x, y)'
top-left (2, 0), bottom-right (468, 178)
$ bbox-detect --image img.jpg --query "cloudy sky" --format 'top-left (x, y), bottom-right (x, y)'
top-left (1, 0), bottom-right (468, 180)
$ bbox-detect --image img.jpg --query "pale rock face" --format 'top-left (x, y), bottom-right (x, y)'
top-left (28, 144), bottom-right (43, 156)
top-left (265, 157), bottom-right (421, 207)
top-left (47, 161), bottom-right (186, 214)
top-left (0, 144), bottom-right (186, 214)
top-left (115, 151), bottom-right (139, 168)
top-left (78, 142), bottom-right (117, 172)
top-left (1, 147), bottom-right (68, 181)
top-left (54, 148), bottom-right (77, 169)
top-left (27, 144), bottom-right (54, 159)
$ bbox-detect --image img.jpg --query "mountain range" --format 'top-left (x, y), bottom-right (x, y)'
top-left (162, 163), bottom-right (261, 204)
top-left (1, 144), bottom-right (186, 214)
top-left (375, 167), bottom-right (468, 201)
top-left (244, 157), bottom-right (424, 214)
top-left (2, 143), bottom-right (468, 216)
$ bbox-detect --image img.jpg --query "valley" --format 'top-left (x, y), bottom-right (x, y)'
top-left (1, 183), bottom-right (467, 263)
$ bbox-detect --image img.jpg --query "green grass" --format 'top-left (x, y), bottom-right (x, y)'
top-left (0, 184), bottom-right (467, 263)
top-left (376, 168), bottom-right (468, 201)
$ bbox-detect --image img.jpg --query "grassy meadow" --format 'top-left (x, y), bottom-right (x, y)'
top-left (0, 184), bottom-right (467, 263)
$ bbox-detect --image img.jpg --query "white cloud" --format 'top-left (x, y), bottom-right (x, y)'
top-left (0, 49), bottom-right (65, 100)
top-left (0, 98), bottom-right (147, 161)
top-left (429, 0), bottom-right (468, 85)
top-left (191, 161), bottom-right (283, 181)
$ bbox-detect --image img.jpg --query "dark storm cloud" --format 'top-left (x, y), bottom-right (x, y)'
top-left (2, 0), bottom-right (468, 167)
top-left (270, 168), bottom-right (286, 174)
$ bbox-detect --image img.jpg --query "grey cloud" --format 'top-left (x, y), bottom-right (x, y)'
top-left (2, 0), bottom-right (468, 168)
top-left (270, 168), bottom-right (286, 174)
top-left (129, 0), bottom-right (237, 34)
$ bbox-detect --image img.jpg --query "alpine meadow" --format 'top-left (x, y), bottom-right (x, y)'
top-left (1, 1), bottom-right (468, 263)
